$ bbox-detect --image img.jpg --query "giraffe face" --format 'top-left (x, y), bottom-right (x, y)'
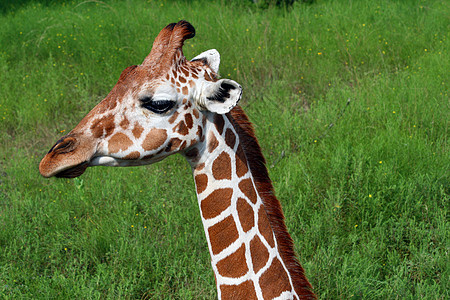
top-left (39, 21), bottom-right (242, 178)
top-left (89, 58), bottom-right (222, 165)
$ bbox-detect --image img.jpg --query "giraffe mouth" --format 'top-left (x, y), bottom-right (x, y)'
top-left (54, 161), bottom-right (89, 178)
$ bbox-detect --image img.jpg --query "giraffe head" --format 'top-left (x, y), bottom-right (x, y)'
top-left (39, 20), bottom-right (242, 178)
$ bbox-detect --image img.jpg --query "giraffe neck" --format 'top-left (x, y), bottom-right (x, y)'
top-left (184, 108), bottom-right (314, 299)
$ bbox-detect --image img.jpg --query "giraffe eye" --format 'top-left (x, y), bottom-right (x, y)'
top-left (141, 98), bottom-right (175, 114)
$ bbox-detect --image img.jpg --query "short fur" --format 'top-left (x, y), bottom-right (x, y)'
top-left (228, 106), bottom-right (316, 299)
top-left (143, 20), bottom-right (195, 75)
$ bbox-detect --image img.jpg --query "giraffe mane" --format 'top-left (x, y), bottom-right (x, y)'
top-left (228, 106), bottom-right (316, 298)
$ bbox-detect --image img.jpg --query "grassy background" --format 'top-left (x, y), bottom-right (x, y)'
top-left (0, 0), bottom-right (448, 298)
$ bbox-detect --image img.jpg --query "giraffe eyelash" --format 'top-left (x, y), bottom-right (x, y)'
top-left (140, 98), bottom-right (176, 114)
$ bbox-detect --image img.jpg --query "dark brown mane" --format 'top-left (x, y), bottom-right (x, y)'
top-left (228, 106), bottom-right (316, 299)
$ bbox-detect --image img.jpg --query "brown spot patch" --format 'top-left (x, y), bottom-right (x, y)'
top-left (214, 114), bottom-right (225, 135)
top-left (142, 129), bottom-right (167, 151)
top-left (259, 258), bottom-right (291, 300)
top-left (108, 132), bottom-right (133, 154)
top-left (204, 71), bottom-right (213, 82)
top-left (238, 178), bottom-right (257, 204)
top-left (208, 215), bottom-right (238, 255)
top-left (166, 138), bottom-right (182, 152)
top-left (196, 162), bottom-right (205, 171)
top-left (216, 244), bottom-right (248, 278)
top-left (175, 120), bottom-right (189, 136)
top-left (179, 75), bottom-right (187, 84)
top-left (225, 128), bottom-right (236, 149)
top-left (181, 67), bottom-right (189, 77)
top-left (188, 80), bottom-right (195, 88)
top-left (250, 235), bottom-right (269, 273)
top-left (194, 174), bottom-right (208, 194)
top-left (107, 98), bottom-right (117, 110)
top-left (185, 113), bottom-right (193, 129)
top-left (201, 188), bottom-right (232, 219)
top-left (182, 86), bottom-right (188, 95)
top-left (123, 151), bottom-right (140, 160)
top-left (212, 152), bottom-right (232, 180)
top-left (208, 132), bottom-right (219, 152)
top-left (119, 117), bottom-right (130, 129)
top-left (132, 123), bottom-right (144, 139)
top-left (172, 69), bottom-right (178, 79)
top-left (197, 126), bottom-right (204, 142)
top-left (237, 197), bottom-right (254, 232)
top-left (171, 77), bottom-right (175, 84)
top-left (191, 72), bottom-right (198, 79)
top-left (258, 206), bottom-right (275, 248)
top-left (193, 108), bottom-right (199, 119)
top-left (220, 280), bottom-right (257, 300)
top-left (168, 111), bottom-right (179, 124)
top-left (235, 145), bottom-right (249, 177)
top-left (91, 114), bottom-right (115, 138)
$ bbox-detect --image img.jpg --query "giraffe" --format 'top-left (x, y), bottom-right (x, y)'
top-left (39, 21), bottom-right (315, 299)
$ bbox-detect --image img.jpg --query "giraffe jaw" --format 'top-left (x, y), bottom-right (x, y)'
top-left (89, 155), bottom-right (166, 167)
top-left (90, 156), bottom-right (121, 167)
top-left (39, 158), bottom-right (90, 178)
top-left (40, 154), bottom-right (166, 179)
top-left (54, 161), bottom-right (89, 178)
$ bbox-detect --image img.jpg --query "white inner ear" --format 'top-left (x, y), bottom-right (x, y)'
top-left (196, 79), bottom-right (243, 114)
top-left (191, 49), bottom-right (220, 73)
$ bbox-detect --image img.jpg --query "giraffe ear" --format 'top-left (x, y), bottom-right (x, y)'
top-left (191, 49), bottom-right (220, 73)
top-left (196, 79), bottom-right (243, 114)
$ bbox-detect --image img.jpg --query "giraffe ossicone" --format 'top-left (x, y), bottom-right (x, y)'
top-left (40, 20), bottom-right (315, 299)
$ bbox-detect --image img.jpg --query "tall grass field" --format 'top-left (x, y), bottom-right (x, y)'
top-left (0, 0), bottom-right (448, 298)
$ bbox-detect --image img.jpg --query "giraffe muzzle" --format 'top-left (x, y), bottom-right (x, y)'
top-left (39, 134), bottom-right (95, 178)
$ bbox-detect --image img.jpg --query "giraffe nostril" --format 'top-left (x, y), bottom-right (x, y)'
top-left (49, 136), bottom-right (77, 154)
top-left (48, 136), bottom-right (66, 153)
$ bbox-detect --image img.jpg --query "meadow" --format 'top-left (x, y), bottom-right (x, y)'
top-left (0, 0), bottom-right (448, 298)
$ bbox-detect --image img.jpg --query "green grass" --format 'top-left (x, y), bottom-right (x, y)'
top-left (0, 0), bottom-right (448, 298)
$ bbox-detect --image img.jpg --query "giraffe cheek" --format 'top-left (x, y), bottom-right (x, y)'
top-left (174, 120), bottom-right (189, 136)
top-left (91, 114), bottom-right (115, 138)
top-left (164, 138), bottom-right (182, 153)
top-left (123, 151), bottom-right (141, 160)
top-left (132, 123), bottom-right (144, 139)
top-left (108, 133), bottom-right (133, 154)
top-left (142, 129), bottom-right (168, 152)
